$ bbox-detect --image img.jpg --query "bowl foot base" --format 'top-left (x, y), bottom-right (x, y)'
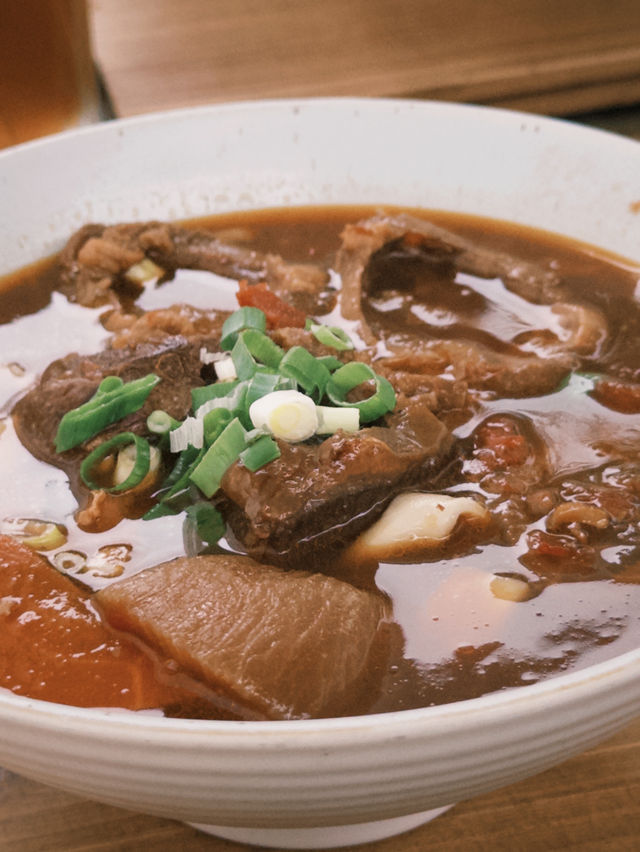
top-left (189, 804), bottom-right (453, 849)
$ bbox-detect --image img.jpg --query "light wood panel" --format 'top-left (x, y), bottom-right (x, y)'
top-left (90, 0), bottom-right (640, 117)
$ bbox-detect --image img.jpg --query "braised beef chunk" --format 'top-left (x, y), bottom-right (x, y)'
top-left (58, 221), bottom-right (328, 310)
top-left (222, 401), bottom-right (456, 566)
top-left (96, 554), bottom-right (394, 720)
top-left (12, 336), bottom-right (213, 489)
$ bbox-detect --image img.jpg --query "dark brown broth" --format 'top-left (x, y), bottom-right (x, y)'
top-left (1, 205), bottom-right (640, 718)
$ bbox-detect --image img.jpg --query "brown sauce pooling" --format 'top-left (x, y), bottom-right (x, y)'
top-left (1, 205), bottom-right (640, 719)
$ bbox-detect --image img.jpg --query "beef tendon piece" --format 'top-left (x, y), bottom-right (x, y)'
top-left (222, 401), bottom-right (457, 566)
top-left (58, 221), bottom-right (327, 310)
top-left (96, 554), bottom-right (394, 720)
top-left (334, 212), bottom-right (564, 344)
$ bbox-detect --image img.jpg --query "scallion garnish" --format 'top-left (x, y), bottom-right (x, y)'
top-left (240, 328), bottom-right (284, 368)
top-left (146, 409), bottom-right (180, 435)
top-left (309, 322), bottom-right (354, 351)
top-left (240, 433), bottom-right (281, 471)
top-left (184, 501), bottom-right (226, 546)
top-left (191, 380), bottom-right (239, 412)
top-left (213, 355), bottom-right (238, 382)
top-left (249, 389), bottom-right (318, 442)
top-left (231, 334), bottom-right (258, 380)
top-left (152, 446), bottom-right (205, 512)
top-left (245, 372), bottom-right (295, 407)
top-left (220, 306), bottom-right (267, 350)
top-left (202, 407), bottom-right (234, 446)
top-left (189, 417), bottom-right (247, 498)
top-left (554, 371), bottom-right (601, 394)
top-left (316, 405), bottom-right (360, 434)
top-left (66, 306), bottom-right (398, 548)
top-left (55, 373), bottom-right (160, 452)
top-left (195, 382), bottom-right (251, 430)
top-left (79, 432), bottom-right (152, 493)
top-left (279, 346), bottom-right (330, 400)
top-left (316, 355), bottom-right (344, 372)
top-left (169, 416), bottom-right (204, 452)
top-left (326, 362), bottom-right (396, 423)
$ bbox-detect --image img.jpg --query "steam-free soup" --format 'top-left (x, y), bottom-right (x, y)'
top-left (1, 206), bottom-right (639, 720)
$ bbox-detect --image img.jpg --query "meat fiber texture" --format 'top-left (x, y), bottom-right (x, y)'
top-left (12, 335), bottom-right (214, 483)
top-left (96, 554), bottom-right (393, 720)
top-left (58, 221), bottom-right (327, 311)
top-left (222, 400), bottom-right (457, 567)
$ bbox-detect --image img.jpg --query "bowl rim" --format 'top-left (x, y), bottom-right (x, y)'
top-left (3, 93), bottom-right (640, 153)
top-left (0, 642), bottom-right (638, 741)
top-left (1, 96), bottom-right (639, 740)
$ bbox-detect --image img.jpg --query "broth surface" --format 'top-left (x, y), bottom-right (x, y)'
top-left (1, 206), bottom-right (639, 718)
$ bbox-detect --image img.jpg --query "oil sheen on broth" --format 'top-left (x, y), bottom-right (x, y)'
top-left (1, 206), bottom-right (639, 720)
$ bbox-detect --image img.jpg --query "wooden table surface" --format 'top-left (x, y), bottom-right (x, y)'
top-left (2, 2), bottom-right (640, 850)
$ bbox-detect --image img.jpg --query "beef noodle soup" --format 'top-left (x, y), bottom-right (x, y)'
top-left (1, 206), bottom-right (639, 721)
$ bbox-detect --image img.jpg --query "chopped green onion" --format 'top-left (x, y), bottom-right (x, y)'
top-left (55, 373), bottom-right (160, 452)
top-left (97, 376), bottom-right (124, 394)
top-left (239, 434), bottom-right (281, 471)
top-left (240, 328), bottom-right (284, 368)
top-left (246, 372), bottom-right (293, 407)
top-left (144, 446), bottom-right (205, 519)
top-left (169, 416), bottom-right (204, 452)
top-left (156, 444), bottom-right (201, 492)
top-left (326, 362), bottom-right (396, 423)
top-left (80, 432), bottom-right (151, 493)
top-left (220, 307), bottom-right (266, 350)
top-left (189, 417), bottom-right (246, 498)
top-left (309, 323), bottom-right (354, 351)
top-left (316, 355), bottom-right (344, 372)
top-left (202, 407), bottom-right (233, 446)
top-left (161, 484), bottom-right (202, 513)
top-left (20, 522), bottom-right (67, 552)
top-left (231, 335), bottom-right (258, 380)
top-left (249, 389), bottom-right (318, 442)
top-left (195, 381), bottom-right (252, 431)
top-left (316, 405), bottom-right (360, 434)
top-left (279, 346), bottom-right (330, 400)
top-left (143, 502), bottom-right (179, 520)
top-left (191, 380), bottom-right (239, 412)
top-left (146, 409), bottom-right (180, 435)
top-left (213, 355), bottom-right (238, 382)
top-left (184, 502), bottom-right (226, 546)
top-left (125, 258), bottom-right (164, 285)
top-left (114, 442), bottom-right (160, 486)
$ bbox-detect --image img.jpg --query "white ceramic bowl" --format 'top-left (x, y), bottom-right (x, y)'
top-left (1, 99), bottom-right (640, 850)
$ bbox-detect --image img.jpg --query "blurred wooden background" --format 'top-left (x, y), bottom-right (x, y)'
top-left (90, 0), bottom-right (640, 120)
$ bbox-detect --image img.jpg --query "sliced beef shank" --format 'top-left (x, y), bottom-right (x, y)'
top-left (12, 335), bottom-right (215, 497)
top-left (222, 401), bottom-right (457, 567)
